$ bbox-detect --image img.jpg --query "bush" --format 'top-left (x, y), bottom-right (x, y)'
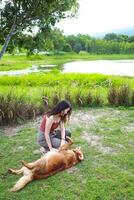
top-left (117, 85), bottom-right (131, 106)
top-left (85, 92), bottom-right (93, 106)
top-left (131, 91), bottom-right (134, 106)
top-left (108, 85), bottom-right (131, 106)
top-left (0, 92), bottom-right (37, 125)
top-left (93, 95), bottom-right (103, 106)
top-left (108, 87), bottom-right (118, 105)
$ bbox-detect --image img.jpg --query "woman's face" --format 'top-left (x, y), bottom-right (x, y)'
top-left (60, 107), bottom-right (70, 116)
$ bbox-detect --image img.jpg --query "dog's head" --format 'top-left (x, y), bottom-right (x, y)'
top-left (73, 147), bottom-right (84, 161)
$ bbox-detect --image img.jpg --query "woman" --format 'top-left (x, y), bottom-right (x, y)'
top-left (37, 100), bottom-right (72, 153)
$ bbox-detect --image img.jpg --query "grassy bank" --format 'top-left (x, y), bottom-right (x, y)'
top-left (1, 53), bottom-right (134, 71)
top-left (0, 108), bottom-right (133, 199)
top-left (1, 73), bottom-right (134, 87)
top-left (1, 73), bottom-right (134, 125)
top-left (1, 53), bottom-right (134, 125)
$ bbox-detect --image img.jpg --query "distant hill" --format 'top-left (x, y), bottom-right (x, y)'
top-left (93, 26), bottom-right (134, 38)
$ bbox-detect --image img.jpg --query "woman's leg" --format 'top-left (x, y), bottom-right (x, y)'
top-left (50, 137), bottom-right (61, 149)
top-left (50, 130), bottom-right (72, 149)
top-left (54, 129), bottom-right (71, 140)
top-left (37, 131), bottom-right (49, 151)
top-left (37, 131), bottom-right (61, 149)
top-left (37, 130), bottom-right (71, 150)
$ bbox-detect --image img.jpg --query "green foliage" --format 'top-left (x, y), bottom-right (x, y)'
top-left (0, 0), bottom-right (79, 58)
top-left (117, 85), bottom-right (131, 106)
top-left (0, 73), bottom-right (134, 125)
top-left (131, 91), bottom-right (134, 106)
top-left (1, 54), bottom-right (134, 124)
top-left (108, 85), bottom-right (132, 106)
top-left (108, 87), bottom-right (118, 105)
top-left (63, 43), bottom-right (72, 52)
top-left (104, 33), bottom-right (120, 41)
top-left (63, 33), bottom-right (134, 54)
top-left (73, 42), bottom-right (82, 53)
top-left (0, 92), bottom-right (37, 125)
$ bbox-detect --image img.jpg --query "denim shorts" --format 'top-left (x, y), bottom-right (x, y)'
top-left (37, 129), bottom-right (71, 149)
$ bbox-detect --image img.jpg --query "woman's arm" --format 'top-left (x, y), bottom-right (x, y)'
top-left (44, 116), bottom-right (54, 151)
top-left (60, 121), bottom-right (66, 146)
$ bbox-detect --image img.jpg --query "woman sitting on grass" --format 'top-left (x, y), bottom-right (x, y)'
top-left (37, 100), bottom-right (72, 154)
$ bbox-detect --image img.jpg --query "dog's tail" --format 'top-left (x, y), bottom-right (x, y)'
top-left (21, 160), bottom-right (47, 174)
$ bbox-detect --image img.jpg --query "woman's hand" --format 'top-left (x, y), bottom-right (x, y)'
top-left (50, 148), bottom-right (58, 152)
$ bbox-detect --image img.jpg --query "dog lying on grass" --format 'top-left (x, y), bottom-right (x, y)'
top-left (9, 136), bottom-right (84, 192)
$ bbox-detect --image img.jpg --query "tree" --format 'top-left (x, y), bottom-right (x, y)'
top-left (73, 42), bottom-right (82, 53)
top-left (118, 34), bottom-right (128, 42)
top-left (0, 0), bottom-right (78, 59)
top-left (50, 28), bottom-right (65, 51)
top-left (104, 33), bottom-right (119, 41)
top-left (63, 43), bottom-right (72, 52)
top-left (128, 35), bottom-right (134, 43)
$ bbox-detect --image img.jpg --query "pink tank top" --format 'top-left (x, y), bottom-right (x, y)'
top-left (40, 115), bottom-right (60, 132)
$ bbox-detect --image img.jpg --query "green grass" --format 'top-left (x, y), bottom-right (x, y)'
top-left (1, 73), bottom-right (134, 87)
top-left (1, 53), bottom-right (134, 71)
top-left (0, 107), bottom-right (134, 199)
top-left (0, 73), bottom-right (134, 110)
top-left (0, 53), bottom-right (134, 199)
top-left (1, 53), bottom-right (134, 108)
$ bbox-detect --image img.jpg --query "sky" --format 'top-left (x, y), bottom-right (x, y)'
top-left (56, 0), bottom-right (134, 35)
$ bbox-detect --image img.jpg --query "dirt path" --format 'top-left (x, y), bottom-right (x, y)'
top-left (0, 107), bottom-right (132, 155)
top-left (0, 108), bottom-right (112, 136)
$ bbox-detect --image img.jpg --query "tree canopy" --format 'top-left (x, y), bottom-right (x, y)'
top-left (0, 0), bottom-right (79, 59)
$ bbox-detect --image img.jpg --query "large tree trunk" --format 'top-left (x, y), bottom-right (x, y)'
top-left (0, 23), bottom-right (16, 60)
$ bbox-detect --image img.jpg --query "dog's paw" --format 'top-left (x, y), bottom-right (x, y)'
top-left (21, 160), bottom-right (28, 167)
top-left (10, 187), bottom-right (17, 192)
top-left (8, 168), bottom-right (15, 174)
top-left (21, 160), bottom-right (25, 165)
top-left (66, 136), bottom-right (73, 143)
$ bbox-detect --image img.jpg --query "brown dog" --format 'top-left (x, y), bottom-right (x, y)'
top-left (9, 137), bottom-right (84, 192)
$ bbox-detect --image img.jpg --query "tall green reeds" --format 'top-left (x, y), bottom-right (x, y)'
top-left (0, 92), bottom-right (36, 125)
top-left (108, 85), bottom-right (132, 106)
top-left (1, 73), bottom-right (134, 125)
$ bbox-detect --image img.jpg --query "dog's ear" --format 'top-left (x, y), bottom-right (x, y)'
top-left (73, 147), bottom-right (84, 161)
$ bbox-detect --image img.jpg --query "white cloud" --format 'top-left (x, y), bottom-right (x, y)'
top-left (56, 0), bottom-right (134, 35)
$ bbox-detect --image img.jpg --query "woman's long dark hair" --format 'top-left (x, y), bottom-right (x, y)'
top-left (46, 100), bottom-right (72, 123)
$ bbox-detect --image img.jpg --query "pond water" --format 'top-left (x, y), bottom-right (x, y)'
top-left (0, 60), bottom-right (134, 76)
top-left (63, 60), bottom-right (134, 76)
top-left (0, 65), bottom-right (56, 76)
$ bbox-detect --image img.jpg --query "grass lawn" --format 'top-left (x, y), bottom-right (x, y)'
top-left (0, 107), bottom-right (134, 200)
